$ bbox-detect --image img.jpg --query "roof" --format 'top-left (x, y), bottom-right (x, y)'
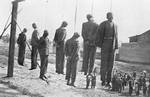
top-left (129, 29), bottom-right (150, 38)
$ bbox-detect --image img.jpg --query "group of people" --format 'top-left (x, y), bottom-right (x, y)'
top-left (17, 23), bottom-right (50, 80)
top-left (53, 12), bottom-right (118, 87)
top-left (111, 69), bottom-right (150, 96)
top-left (17, 12), bottom-right (118, 88)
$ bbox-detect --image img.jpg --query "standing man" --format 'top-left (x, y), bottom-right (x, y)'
top-left (30, 23), bottom-right (39, 70)
top-left (53, 21), bottom-right (68, 74)
top-left (38, 30), bottom-right (49, 80)
top-left (81, 14), bottom-right (98, 75)
top-left (96, 12), bottom-right (118, 87)
top-left (65, 32), bottom-right (80, 86)
top-left (17, 28), bottom-right (27, 66)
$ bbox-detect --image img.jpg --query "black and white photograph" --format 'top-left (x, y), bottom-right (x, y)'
top-left (0, 0), bottom-right (150, 97)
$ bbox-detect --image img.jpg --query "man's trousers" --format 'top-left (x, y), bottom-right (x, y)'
top-left (100, 40), bottom-right (115, 83)
top-left (31, 46), bottom-right (38, 69)
top-left (40, 55), bottom-right (48, 77)
top-left (82, 42), bottom-right (96, 75)
top-left (66, 57), bottom-right (78, 83)
top-left (56, 46), bottom-right (65, 74)
top-left (18, 45), bottom-right (26, 65)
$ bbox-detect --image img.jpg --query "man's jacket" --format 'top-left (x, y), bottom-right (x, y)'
top-left (54, 27), bottom-right (66, 46)
top-left (96, 20), bottom-right (118, 49)
top-left (38, 37), bottom-right (49, 56)
top-left (31, 29), bottom-right (39, 47)
top-left (82, 21), bottom-right (98, 44)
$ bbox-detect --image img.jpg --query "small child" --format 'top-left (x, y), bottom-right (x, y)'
top-left (116, 76), bottom-right (123, 93)
top-left (86, 67), bottom-right (97, 89)
top-left (143, 82), bottom-right (147, 96)
top-left (86, 74), bottom-right (93, 89)
top-left (147, 82), bottom-right (150, 97)
top-left (129, 77), bottom-right (134, 96)
top-left (142, 75), bottom-right (147, 96)
top-left (132, 71), bottom-right (137, 80)
top-left (135, 81), bottom-right (140, 96)
top-left (111, 73), bottom-right (117, 91)
top-left (91, 73), bottom-right (96, 88)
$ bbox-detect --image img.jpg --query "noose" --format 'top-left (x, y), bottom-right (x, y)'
top-left (74, 0), bottom-right (78, 32)
top-left (91, 0), bottom-right (94, 15)
top-left (110, 0), bottom-right (112, 12)
top-left (44, 0), bottom-right (48, 29)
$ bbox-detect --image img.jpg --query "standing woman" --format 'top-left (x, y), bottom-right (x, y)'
top-left (17, 28), bottom-right (27, 66)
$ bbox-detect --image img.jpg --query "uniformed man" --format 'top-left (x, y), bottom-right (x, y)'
top-left (96, 12), bottom-right (118, 86)
top-left (38, 30), bottom-right (49, 80)
top-left (65, 32), bottom-right (80, 86)
top-left (30, 23), bottom-right (39, 70)
top-left (53, 21), bottom-right (68, 74)
top-left (17, 28), bottom-right (27, 66)
top-left (81, 14), bottom-right (98, 75)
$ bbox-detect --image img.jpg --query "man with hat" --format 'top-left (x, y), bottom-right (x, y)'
top-left (81, 14), bottom-right (98, 75)
top-left (96, 12), bottom-right (118, 87)
top-left (38, 30), bottom-right (49, 80)
top-left (53, 21), bottom-right (68, 74)
top-left (17, 28), bottom-right (27, 66)
top-left (65, 32), bottom-right (80, 86)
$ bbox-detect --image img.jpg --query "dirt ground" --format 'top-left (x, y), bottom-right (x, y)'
top-left (0, 42), bottom-right (149, 97)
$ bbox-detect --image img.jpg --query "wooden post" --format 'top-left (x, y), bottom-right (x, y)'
top-left (7, 1), bottom-right (18, 77)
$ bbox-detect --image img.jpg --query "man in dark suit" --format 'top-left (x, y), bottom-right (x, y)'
top-left (65, 32), bottom-right (80, 86)
top-left (17, 28), bottom-right (27, 66)
top-left (38, 30), bottom-right (49, 80)
top-left (30, 23), bottom-right (39, 70)
top-left (96, 12), bottom-right (118, 87)
top-left (53, 21), bottom-right (68, 74)
top-left (81, 14), bottom-right (98, 75)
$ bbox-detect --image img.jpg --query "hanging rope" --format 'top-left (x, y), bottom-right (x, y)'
top-left (74, 0), bottom-right (78, 32)
top-left (61, 0), bottom-right (65, 20)
top-left (42, 0), bottom-right (48, 29)
top-left (91, 0), bottom-right (94, 15)
top-left (0, 13), bottom-right (12, 38)
top-left (0, 8), bottom-right (23, 39)
top-left (110, 0), bottom-right (112, 12)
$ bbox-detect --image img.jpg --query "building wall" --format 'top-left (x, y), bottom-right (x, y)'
top-left (138, 31), bottom-right (150, 42)
top-left (119, 42), bottom-right (150, 63)
top-left (129, 36), bottom-right (138, 42)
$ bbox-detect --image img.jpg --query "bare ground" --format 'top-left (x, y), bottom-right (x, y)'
top-left (0, 42), bottom-right (149, 97)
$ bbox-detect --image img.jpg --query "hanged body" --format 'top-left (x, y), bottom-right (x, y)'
top-left (17, 28), bottom-right (27, 66)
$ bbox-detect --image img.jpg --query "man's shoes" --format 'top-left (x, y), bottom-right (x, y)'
top-left (105, 83), bottom-right (111, 88)
top-left (56, 71), bottom-right (64, 74)
top-left (56, 71), bottom-right (59, 74)
top-left (29, 68), bottom-right (36, 70)
top-left (70, 83), bottom-right (76, 87)
top-left (84, 72), bottom-right (87, 75)
top-left (110, 88), bottom-right (115, 91)
top-left (65, 76), bottom-right (68, 80)
top-left (39, 76), bottom-right (46, 81)
top-left (18, 64), bottom-right (24, 66)
top-left (67, 82), bottom-right (70, 85)
top-left (101, 81), bottom-right (105, 86)
top-left (43, 75), bottom-right (48, 79)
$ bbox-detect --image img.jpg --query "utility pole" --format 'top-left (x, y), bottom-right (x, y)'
top-left (7, 0), bottom-right (24, 77)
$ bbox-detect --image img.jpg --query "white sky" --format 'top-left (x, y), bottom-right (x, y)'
top-left (1, 0), bottom-right (150, 42)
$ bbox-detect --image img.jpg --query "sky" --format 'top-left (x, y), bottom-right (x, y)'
top-left (1, 0), bottom-right (150, 43)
